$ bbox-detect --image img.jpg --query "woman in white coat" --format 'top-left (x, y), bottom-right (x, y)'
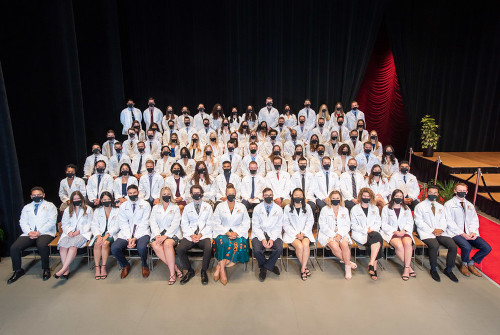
top-left (150, 187), bottom-right (184, 285)
top-left (113, 163), bottom-right (138, 205)
top-left (164, 163), bottom-right (190, 211)
top-left (350, 188), bottom-right (383, 280)
top-left (90, 191), bottom-right (119, 280)
top-left (365, 164), bottom-right (390, 212)
top-left (381, 145), bottom-right (399, 179)
top-left (283, 188), bottom-right (315, 281)
top-left (332, 144), bottom-right (352, 177)
top-left (54, 191), bottom-right (92, 279)
top-left (381, 189), bottom-right (416, 281)
top-left (189, 162), bottom-right (216, 205)
top-left (318, 190), bottom-right (357, 279)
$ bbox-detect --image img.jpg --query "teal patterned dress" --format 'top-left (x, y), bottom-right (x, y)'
top-left (213, 234), bottom-right (249, 263)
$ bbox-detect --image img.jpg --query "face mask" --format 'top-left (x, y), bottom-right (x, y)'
top-left (336, 107), bottom-right (341, 111)
top-left (350, 136), bottom-right (357, 141)
top-left (185, 122), bottom-right (191, 127)
top-left (386, 151), bottom-right (393, 156)
top-left (66, 173), bottom-right (75, 178)
top-left (173, 170), bottom-right (181, 175)
top-left (299, 165), bottom-right (307, 171)
top-left (291, 135), bottom-right (297, 140)
top-left (223, 168), bottom-right (231, 174)
top-left (311, 140), bottom-right (318, 145)
top-left (331, 136), bottom-right (337, 141)
top-left (129, 133), bottom-right (135, 138)
top-left (371, 135), bottom-right (377, 140)
top-left (93, 148), bottom-right (100, 155)
top-left (267, 102), bottom-right (272, 107)
top-left (127, 103), bottom-right (134, 108)
top-left (96, 167), bottom-right (105, 174)
top-left (210, 138), bottom-right (216, 142)
top-left (323, 164), bottom-right (330, 170)
top-left (223, 123), bottom-right (229, 127)
top-left (204, 123), bottom-right (210, 128)
top-left (128, 195), bottom-right (138, 202)
top-left (168, 110), bottom-right (173, 114)
top-left (273, 151), bottom-right (280, 156)
top-left (73, 200), bottom-right (82, 207)
top-left (250, 149), bottom-right (257, 154)
top-left (138, 148), bottom-right (145, 153)
top-left (199, 108), bottom-right (205, 112)
top-left (357, 125), bottom-right (364, 130)
top-left (148, 102), bottom-right (154, 107)
top-left (293, 197), bottom-right (303, 204)
top-left (183, 111), bottom-right (188, 115)
top-left (456, 191), bottom-right (467, 198)
top-left (198, 169), bottom-right (205, 174)
top-left (162, 195), bottom-right (171, 203)
top-left (427, 194), bottom-right (438, 202)
top-left (361, 198), bottom-right (370, 204)
top-left (228, 147), bottom-right (234, 153)
top-left (278, 123), bottom-right (284, 127)
top-left (134, 126), bottom-right (140, 130)
top-left (364, 149), bottom-right (371, 154)
top-left (205, 151), bottom-right (212, 156)
top-left (318, 150), bottom-right (324, 156)
top-left (401, 168), bottom-right (409, 174)
top-left (115, 148), bottom-right (122, 154)
top-left (270, 135), bottom-right (277, 140)
top-left (342, 151), bottom-right (349, 156)
top-left (299, 120), bottom-right (305, 124)
top-left (285, 109), bottom-right (290, 113)
top-left (121, 170), bottom-right (129, 176)
top-left (32, 196), bottom-right (43, 203)
top-left (332, 199), bottom-right (341, 206)
top-left (169, 124), bottom-right (174, 129)
top-left (319, 123), bottom-right (324, 128)
top-left (305, 104), bottom-right (311, 108)
top-left (107, 136), bottom-right (115, 141)
top-left (231, 138), bottom-right (238, 142)
top-left (250, 169), bottom-right (257, 175)
top-left (352, 106), bottom-right (358, 110)
top-left (147, 167), bottom-right (154, 173)
top-left (181, 153), bottom-right (188, 158)
top-left (372, 171), bottom-right (381, 176)
top-left (192, 138), bottom-right (198, 143)
top-left (216, 109), bottom-right (222, 113)
top-left (242, 125), bottom-right (248, 129)
top-left (148, 135), bottom-right (154, 139)
top-left (274, 165), bottom-right (281, 171)
top-left (227, 195), bottom-right (236, 202)
top-left (296, 151), bottom-right (303, 156)
top-left (171, 139), bottom-right (177, 143)
top-left (264, 196), bottom-right (273, 204)
top-left (248, 110), bottom-right (253, 113)
top-left (162, 151), bottom-right (169, 157)
top-left (192, 194), bottom-right (202, 201)
top-left (338, 121), bottom-right (343, 126)
top-left (232, 111), bottom-right (237, 115)
top-left (393, 198), bottom-right (403, 204)
top-left (250, 136), bottom-right (256, 140)
top-left (102, 201), bottom-right (112, 207)
top-left (322, 109), bottom-right (326, 112)
top-left (348, 165), bottom-right (356, 171)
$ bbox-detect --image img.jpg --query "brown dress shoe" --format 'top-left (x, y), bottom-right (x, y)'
top-left (459, 264), bottom-right (470, 277)
top-left (121, 265), bottom-right (131, 279)
top-left (468, 265), bottom-right (482, 277)
top-left (142, 266), bottom-right (150, 278)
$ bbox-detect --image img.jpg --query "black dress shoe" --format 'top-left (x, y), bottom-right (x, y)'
top-left (201, 270), bottom-right (208, 285)
top-left (444, 270), bottom-right (459, 283)
top-left (271, 266), bottom-right (280, 276)
top-left (430, 270), bottom-right (441, 282)
top-left (180, 270), bottom-right (195, 285)
top-left (63, 272), bottom-right (71, 280)
top-left (43, 269), bottom-right (51, 281)
top-left (259, 268), bottom-right (267, 282)
top-left (7, 269), bottom-right (25, 284)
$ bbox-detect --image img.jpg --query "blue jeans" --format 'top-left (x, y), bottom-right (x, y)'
top-left (111, 236), bottom-right (150, 268)
top-left (452, 235), bottom-right (491, 265)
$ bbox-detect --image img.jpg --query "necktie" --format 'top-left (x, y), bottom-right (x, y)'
top-left (351, 173), bottom-right (357, 198)
top-left (171, 148), bottom-right (175, 157)
top-left (229, 154), bottom-right (232, 162)
top-left (34, 203), bottom-right (40, 215)
top-left (109, 142), bottom-right (113, 156)
top-left (132, 203), bottom-right (136, 213)
top-left (403, 175), bottom-right (407, 184)
top-left (186, 127), bottom-right (189, 133)
top-left (251, 177), bottom-right (255, 199)
top-left (225, 173), bottom-right (230, 183)
top-left (132, 224), bottom-right (137, 238)
top-left (117, 154), bottom-right (121, 162)
top-left (301, 174), bottom-right (306, 193)
top-left (307, 109), bottom-right (309, 117)
top-left (339, 129), bottom-right (342, 141)
top-left (293, 141), bottom-right (296, 147)
top-left (205, 128), bottom-right (208, 134)
top-left (431, 202), bottom-right (435, 216)
top-left (131, 109), bottom-right (135, 121)
top-left (460, 201), bottom-right (465, 212)
top-left (276, 172), bottom-right (279, 180)
top-left (150, 109), bottom-right (154, 126)
top-left (301, 126), bottom-right (304, 132)
top-left (266, 205), bottom-right (270, 216)
top-left (97, 174), bottom-right (102, 198)
top-left (149, 174), bottom-right (153, 201)
top-left (137, 155), bottom-right (143, 174)
top-left (195, 203), bottom-right (200, 214)
top-left (326, 172), bottom-right (329, 193)
top-left (94, 155), bottom-right (98, 167)
top-left (251, 156), bottom-right (255, 162)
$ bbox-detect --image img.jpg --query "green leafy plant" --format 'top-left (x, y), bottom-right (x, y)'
top-left (435, 179), bottom-right (458, 204)
top-left (420, 115), bottom-right (440, 150)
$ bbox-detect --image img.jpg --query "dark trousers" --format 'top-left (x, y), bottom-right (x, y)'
top-left (307, 200), bottom-right (317, 213)
top-left (176, 238), bottom-right (212, 272)
top-left (10, 235), bottom-right (54, 271)
top-left (111, 236), bottom-right (149, 268)
top-left (452, 235), bottom-right (491, 265)
top-left (422, 236), bottom-right (457, 272)
top-left (241, 200), bottom-right (259, 211)
top-left (252, 237), bottom-right (283, 270)
top-left (344, 200), bottom-right (356, 212)
top-left (364, 231), bottom-right (384, 260)
top-left (407, 199), bottom-right (420, 211)
top-left (316, 199), bottom-right (327, 211)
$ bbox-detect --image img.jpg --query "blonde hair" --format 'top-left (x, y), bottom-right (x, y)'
top-left (370, 130), bottom-right (381, 150)
top-left (68, 191), bottom-right (89, 217)
top-left (317, 104), bottom-right (331, 121)
top-left (325, 190), bottom-right (344, 208)
top-left (357, 187), bottom-right (376, 206)
top-left (159, 186), bottom-right (176, 205)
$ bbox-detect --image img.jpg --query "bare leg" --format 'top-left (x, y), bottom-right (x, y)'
top-left (402, 236), bottom-right (414, 276)
top-left (152, 241), bottom-right (167, 264)
top-left (390, 238), bottom-right (405, 263)
top-left (301, 239), bottom-right (311, 272)
top-left (369, 242), bottom-right (381, 271)
top-left (101, 243), bottom-right (110, 277)
top-left (58, 247), bottom-right (78, 275)
top-left (163, 239), bottom-right (177, 277)
top-left (56, 247), bottom-right (68, 276)
top-left (93, 243), bottom-right (102, 277)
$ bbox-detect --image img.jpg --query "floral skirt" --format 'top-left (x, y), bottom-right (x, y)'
top-left (213, 235), bottom-right (249, 263)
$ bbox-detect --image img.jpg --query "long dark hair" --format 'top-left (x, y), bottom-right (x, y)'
top-left (119, 163), bottom-right (132, 177)
top-left (388, 189), bottom-right (408, 210)
top-left (99, 191), bottom-right (117, 208)
top-left (244, 105), bottom-right (257, 121)
top-left (211, 103), bottom-right (224, 119)
top-left (367, 164), bottom-right (385, 186)
top-left (289, 188), bottom-right (307, 214)
top-left (68, 191), bottom-right (89, 217)
top-left (192, 161), bottom-right (212, 185)
top-left (170, 163), bottom-right (186, 178)
top-left (383, 145), bottom-right (396, 165)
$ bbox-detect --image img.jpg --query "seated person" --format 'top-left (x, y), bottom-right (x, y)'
top-left (86, 160), bottom-right (113, 208)
top-left (58, 164), bottom-right (86, 212)
top-left (355, 141), bottom-right (381, 176)
top-left (131, 141), bottom-right (153, 180)
top-left (339, 158), bottom-right (365, 211)
top-left (83, 143), bottom-right (109, 179)
top-left (388, 161), bottom-right (420, 210)
top-left (138, 160), bottom-right (164, 206)
top-left (108, 142), bottom-right (131, 178)
top-left (113, 163), bottom-right (138, 205)
top-left (164, 163), bottom-right (190, 211)
top-left (214, 161), bottom-right (241, 205)
top-left (290, 157), bottom-right (317, 213)
top-left (265, 156), bottom-right (291, 208)
top-left (313, 156), bottom-right (339, 210)
top-left (241, 161), bottom-right (266, 210)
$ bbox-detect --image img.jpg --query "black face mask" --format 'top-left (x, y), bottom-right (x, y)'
top-left (305, 104), bottom-right (311, 108)
top-left (228, 147), bottom-right (234, 153)
top-left (332, 199), bottom-right (341, 206)
top-left (400, 168), bottom-right (409, 174)
top-left (66, 173), bottom-right (75, 179)
top-left (223, 168), bottom-right (231, 174)
top-left (273, 151), bottom-right (280, 156)
top-left (148, 102), bottom-right (154, 107)
top-left (318, 150), bottom-right (324, 156)
top-left (169, 124), bottom-right (174, 129)
top-left (278, 123), bottom-right (284, 127)
top-left (73, 200), bottom-right (82, 207)
top-left (147, 167), bottom-right (154, 173)
top-left (296, 151), bottom-right (303, 156)
top-left (248, 110), bottom-right (253, 113)
top-left (129, 133), bottom-right (135, 138)
top-left (250, 149), bottom-right (257, 154)
top-left (270, 135), bottom-right (277, 140)
top-left (198, 169), bottom-right (205, 174)
top-left (192, 138), bottom-right (198, 143)
top-left (322, 109), bottom-right (326, 112)
top-left (250, 136), bottom-right (257, 140)
top-left (162, 151), bottom-right (170, 157)
top-left (274, 165), bottom-right (281, 171)
top-left (121, 170), bottom-right (129, 176)
top-left (107, 137), bottom-right (115, 141)
top-left (331, 137), bottom-right (337, 141)
top-left (102, 201), bottom-right (112, 207)
top-left (148, 135), bottom-right (154, 139)
top-left (134, 126), bottom-right (140, 130)
top-left (185, 123), bottom-right (191, 127)
top-left (204, 123), bottom-right (210, 128)
top-left (293, 197), bottom-right (303, 204)
top-left (127, 103), bottom-right (134, 108)
top-left (342, 151), bottom-right (349, 156)
top-left (357, 125), bottom-right (364, 130)
top-left (371, 135), bottom-right (377, 140)
top-left (456, 191), bottom-right (467, 198)
top-left (128, 195), bottom-right (138, 201)
top-left (393, 198), bottom-right (403, 204)
top-left (199, 108), bottom-right (205, 112)
top-left (227, 195), bottom-right (236, 202)
top-left (338, 121), bottom-right (344, 126)
top-left (372, 171), bottom-right (381, 176)
top-left (299, 120), bottom-right (305, 124)
top-left (242, 125), bottom-right (248, 129)
top-left (311, 140), bottom-right (318, 145)
top-left (348, 165), bottom-right (356, 171)
top-left (427, 194), bottom-right (438, 202)
top-left (285, 109), bottom-right (290, 113)
top-left (323, 164), bottom-right (330, 170)
top-left (249, 169), bottom-right (257, 175)
top-left (299, 165), bottom-right (307, 171)
top-left (93, 149), bottom-right (100, 155)
top-left (267, 102), bottom-right (272, 107)
top-left (172, 170), bottom-right (181, 175)
top-left (319, 123), bottom-right (324, 128)
top-left (192, 194), bottom-right (202, 201)
top-left (336, 107), bottom-right (341, 111)
top-left (361, 198), bottom-right (370, 204)
top-left (115, 148), bottom-right (122, 154)
top-left (385, 151), bottom-right (393, 156)
top-left (171, 139), bottom-right (177, 143)
top-left (352, 106), bottom-right (358, 110)
top-left (364, 149), bottom-right (372, 154)
top-left (96, 167), bottom-right (105, 174)
top-left (223, 123), bottom-right (229, 127)
top-left (162, 195), bottom-right (171, 203)
top-left (32, 196), bottom-right (43, 203)
top-left (350, 136), bottom-right (357, 141)
top-left (264, 196), bottom-right (273, 204)
top-left (291, 135), bottom-right (297, 140)
top-left (167, 111), bottom-right (173, 115)
top-left (210, 138), bottom-right (216, 142)
top-left (181, 153), bottom-right (188, 158)
top-left (205, 151), bottom-right (212, 156)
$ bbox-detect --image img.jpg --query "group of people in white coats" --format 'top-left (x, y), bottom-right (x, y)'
top-left (6, 97), bottom-right (492, 286)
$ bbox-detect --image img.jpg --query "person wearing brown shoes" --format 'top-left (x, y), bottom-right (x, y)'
top-left (111, 185), bottom-right (152, 279)
top-left (445, 183), bottom-right (492, 278)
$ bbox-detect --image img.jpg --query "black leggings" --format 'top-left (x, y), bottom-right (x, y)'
top-left (364, 231), bottom-right (384, 260)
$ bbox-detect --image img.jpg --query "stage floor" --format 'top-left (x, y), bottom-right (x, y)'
top-left (414, 152), bottom-right (500, 168)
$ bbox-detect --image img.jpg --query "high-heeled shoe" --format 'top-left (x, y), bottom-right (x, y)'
top-left (63, 272), bottom-right (70, 280)
top-left (53, 273), bottom-right (61, 279)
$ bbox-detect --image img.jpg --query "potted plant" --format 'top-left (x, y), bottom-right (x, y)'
top-left (435, 179), bottom-right (458, 204)
top-left (420, 115), bottom-right (440, 157)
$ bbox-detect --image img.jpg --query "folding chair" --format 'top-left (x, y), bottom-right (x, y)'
top-left (285, 229), bottom-right (317, 272)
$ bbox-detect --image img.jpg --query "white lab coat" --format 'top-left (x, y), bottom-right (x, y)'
top-left (381, 157), bottom-right (399, 179)
top-left (265, 170), bottom-right (291, 200)
top-left (280, 113), bottom-right (297, 128)
top-left (83, 154), bottom-right (109, 177)
top-left (297, 107), bottom-right (316, 131)
top-left (313, 170), bottom-right (340, 201)
top-left (350, 204), bottom-right (381, 245)
top-left (380, 205), bottom-right (415, 243)
top-left (414, 199), bottom-right (449, 240)
top-left (347, 139), bottom-right (363, 157)
top-left (116, 199), bottom-right (151, 240)
top-left (181, 201), bottom-right (213, 241)
top-left (213, 173), bottom-right (242, 201)
top-left (283, 139), bottom-right (304, 158)
top-left (310, 126), bottom-right (330, 144)
top-left (241, 175), bottom-right (266, 201)
top-left (283, 204), bottom-right (315, 244)
top-left (187, 177), bottom-right (216, 202)
top-left (177, 127), bottom-right (199, 148)
top-left (339, 171), bottom-right (366, 201)
top-left (317, 205), bottom-right (352, 246)
top-left (109, 153), bottom-right (132, 177)
top-left (90, 207), bottom-right (119, 243)
top-left (293, 125), bottom-right (311, 142)
top-left (355, 152), bottom-right (381, 176)
top-left (193, 112), bottom-right (211, 131)
top-left (211, 201), bottom-right (251, 238)
top-left (345, 110), bottom-right (366, 130)
top-left (388, 172), bottom-right (420, 200)
top-left (102, 139), bottom-right (118, 158)
top-left (444, 197), bottom-right (480, 237)
top-left (325, 141), bottom-right (343, 159)
top-left (332, 155), bottom-right (352, 177)
top-left (162, 129), bottom-right (179, 146)
top-left (290, 171), bottom-right (316, 200)
top-left (86, 173), bottom-right (114, 202)
top-left (112, 176), bottom-right (138, 200)
top-left (330, 125), bottom-right (350, 142)
top-left (122, 137), bottom-right (138, 159)
top-left (258, 106), bottom-right (279, 128)
top-left (218, 153), bottom-right (243, 176)
top-left (176, 114), bottom-right (194, 130)
top-left (251, 202), bottom-right (284, 241)
top-left (130, 153), bottom-right (153, 175)
top-left (120, 107), bottom-right (142, 134)
top-left (139, 173), bottom-right (164, 201)
top-left (59, 207), bottom-right (93, 243)
top-left (155, 156), bottom-right (176, 177)
top-left (365, 177), bottom-right (390, 200)
top-left (58, 177), bottom-right (87, 203)
top-left (149, 203), bottom-right (182, 240)
top-left (19, 201), bottom-right (58, 236)
top-left (143, 107), bottom-right (164, 132)
top-left (144, 139), bottom-right (162, 160)
top-left (241, 154), bottom-right (266, 177)
top-left (164, 176), bottom-right (191, 201)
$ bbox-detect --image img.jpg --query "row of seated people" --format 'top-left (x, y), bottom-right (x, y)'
top-left (7, 182), bottom-right (491, 286)
top-left (119, 97), bottom-right (367, 137)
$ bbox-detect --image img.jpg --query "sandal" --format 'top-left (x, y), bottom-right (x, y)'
top-left (168, 274), bottom-right (177, 285)
top-left (176, 268), bottom-right (183, 279)
top-left (100, 265), bottom-right (108, 280)
top-left (409, 270), bottom-right (416, 278)
top-left (301, 271), bottom-right (308, 281)
top-left (305, 268), bottom-right (312, 277)
top-left (368, 265), bottom-right (378, 281)
top-left (95, 265), bottom-right (101, 280)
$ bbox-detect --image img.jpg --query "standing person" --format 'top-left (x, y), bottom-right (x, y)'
top-left (7, 187), bottom-right (57, 284)
top-left (143, 97), bottom-right (163, 132)
top-left (138, 160), bottom-right (164, 206)
top-left (86, 160), bottom-right (114, 208)
top-left (388, 161), bottom-right (420, 210)
top-left (345, 101), bottom-right (365, 130)
top-left (251, 188), bottom-right (284, 281)
top-left (339, 158), bottom-right (365, 211)
top-left (120, 99), bottom-right (142, 135)
top-left (283, 188), bottom-right (315, 281)
top-left (211, 184), bottom-right (251, 285)
top-left (258, 97), bottom-right (279, 129)
top-left (297, 99), bottom-right (316, 131)
top-left (58, 164), bottom-right (86, 213)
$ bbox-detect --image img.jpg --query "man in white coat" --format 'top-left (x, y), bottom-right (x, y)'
top-left (86, 160), bottom-right (113, 208)
top-left (313, 157), bottom-right (339, 210)
top-left (218, 141), bottom-right (242, 176)
top-left (111, 185), bottom-right (151, 279)
top-left (241, 143), bottom-right (266, 177)
top-left (177, 116), bottom-right (198, 148)
top-left (293, 115), bottom-right (311, 142)
top-left (83, 144), bottom-right (109, 179)
top-left (355, 141), bottom-right (381, 176)
top-left (414, 185), bottom-right (459, 282)
top-left (108, 142), bottom-right (131, 177)
top-left (388, 161), bottom-right (420, 210)
top-left (102, 129), bottom-right (118, 158)
top-left (339, 158), bottom-right (366, 211)
top-left (265, 156), bottom-right (291, 208)
top-left (120, 99), bottom-right (142, 135)
top-left (251, 188), bottom-right (284, 281)
top-left (258, 97), bottom-right (279, 129)
top-left (131, 141), bottom-right (153, 180)
top-left (241, 161), bottom-right (266, 210)
top-left (214, 161), bottom-right (241, 203)
top-left (297, 99), bottom-right (316, 131)
top-left (192, 104), bottom-right (209, 131)
top-left (445, 183), bottom-right (491, 277)
top-left (143, 97), bottom-right (163, 132)
top-left (144, 129), bottom-right (162, 160)
top-left (345, 101), bottom-right (365, 130)
top-left (138, 160), bottom-right (164, 206)
top-left (8, 187), bottom-right (57, 283)
top-left (347, 130), bottom-right (364, 157)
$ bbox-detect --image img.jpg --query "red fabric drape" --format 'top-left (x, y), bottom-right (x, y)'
top-left (357, 25), bottom-right (409, 157)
